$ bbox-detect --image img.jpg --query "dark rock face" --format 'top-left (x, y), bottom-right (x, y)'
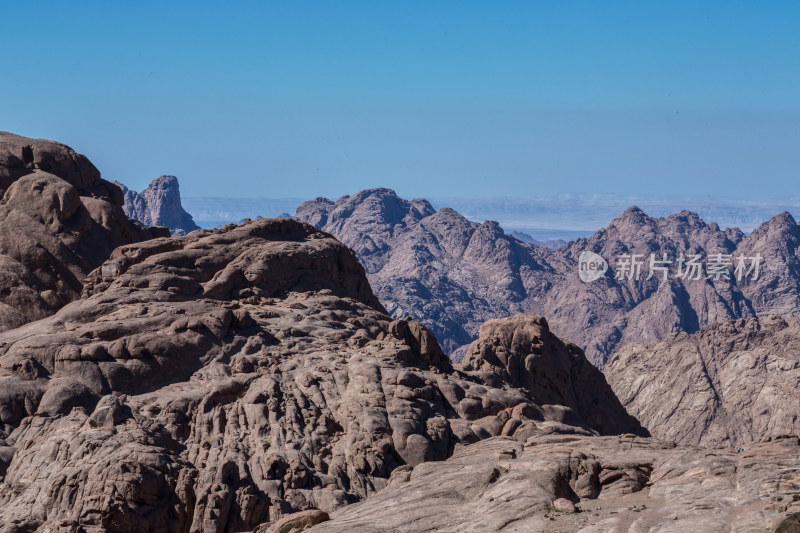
top-left (0, 132), bottom-right (155, 332)
top-left (0, 218), bottom-right (633, 532)
top-left (117, 175), bottom-right (200, 236)
top-left (296, 189), bottom-right (800, 366)
top-left (605, 315), bottom-right (800, 448)
top-left (309, 434), bottom-right (800, 532)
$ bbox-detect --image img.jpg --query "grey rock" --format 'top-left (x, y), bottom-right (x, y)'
top-left (117, 175), bottom-right (200, 236)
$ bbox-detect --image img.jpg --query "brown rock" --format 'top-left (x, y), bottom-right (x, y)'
top-left (0, 131), bottom-right (155, 332)
top-left (0, 217), bottom-right (618, 532)
top-left (460, 314), bottom-right (647, 436)
top-left (255, 510), bottom-right (330, 533)
top-left (308, 435), bottom-right (800, 532)
top-left (605, 315), bottom-right (800, 448)
top-left (552, 498), bottom-right (576, 513)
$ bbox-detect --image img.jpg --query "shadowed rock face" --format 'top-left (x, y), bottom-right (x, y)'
top-left (605, 315), bottom-right (800, 448)
top-left (0, 132), bottom-right (156, 332)
top-left (117, 175), bottom-right (200, 236)
top-left (461, 314), bottom-right (647, 437)
top-left (0, 218), bottom-right (636, 532)
top-left (296, 189), bottom-right (800, 366)
top-left (308, 434), bottom-right (800, 532)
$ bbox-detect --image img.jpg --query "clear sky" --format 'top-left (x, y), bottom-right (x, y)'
top-left (2, 1), bottom-right (799, 200)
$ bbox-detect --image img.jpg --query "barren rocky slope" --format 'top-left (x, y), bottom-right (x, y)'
top-left (0, 218), bottom-right (642, 532)
top-left (605, 315), bottom-right (800, 448)
top-left (117, 175), bottom-right (200, 236)
top-left (0, 132), bottom-right (157, 333)
top-left (296, 189), bottom-right (800, 365)
top-left (309, 434), bottom-right (800, 532)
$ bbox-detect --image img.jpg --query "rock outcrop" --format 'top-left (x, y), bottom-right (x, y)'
top-left (0, 218), bottom-right (639, 532)
top-left (117, 175), bottom-right (200, 236)
top-left (461, 315), bottom-right (646, 436)
top-left (605, 315), bottom-right (800, 448)
top-left (308, 434), bottom-right (800, 532)
top-left (296, 189), bottom-right (800, 366)
top-left (0, 132), bottom-right (156, 333)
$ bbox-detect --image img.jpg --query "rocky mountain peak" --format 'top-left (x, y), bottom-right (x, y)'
top-left (0, 210), bottom-right (646, 530)
top-left (299, 189), bottom-right (800, 366)
top-left (117, 174), bottom-right (200, 236)
top-left (0, 131), bottom-right (107, 196)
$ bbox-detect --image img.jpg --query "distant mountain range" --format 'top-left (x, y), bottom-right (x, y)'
top-left (295, 188), bottom-right (800, 366)
top-left (184, 194), bottom-right (800, 241)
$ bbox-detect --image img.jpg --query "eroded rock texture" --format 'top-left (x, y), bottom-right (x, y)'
top-left (0, 132), bottom-right (156, 332)
top-left (296, 189), bottom-right (800, 366)
top-left (0, 218), bottom-right (633, 532)
top-left (310, 434), bottom-right (800, 532)
top-left (117, 175), bottom-right (200, 236)
top-left (605, 315), bottom-right (800, 448)
top-left (460, 314), bottom-right (646, 437)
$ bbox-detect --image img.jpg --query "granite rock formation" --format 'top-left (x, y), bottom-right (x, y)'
top-left (0, 132), bottom-right (156, 333)
top-left (0, 218), bottom-right (641, 532)
top-left (117, 175), bottom-right (200, 236)
top-left (461, 314), bottom-right (645, 436)
top-left (309, 434), bottom-right (800, 532)
top-left (605, 315), bottom-right (800, 448)
top-left (296, 189), bottom-right (800, 366)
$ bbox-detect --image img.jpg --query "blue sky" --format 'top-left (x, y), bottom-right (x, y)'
top-left (1, 1), bottom-right (799, 200)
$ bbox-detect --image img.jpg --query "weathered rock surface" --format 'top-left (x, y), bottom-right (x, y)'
top-left (461, 315), bottom-right (646, 437)
top-left (117, 175), bottom-right (200, 236)
top-left (309, 434), bottom-right (800, 532)
top-left (0, 132), bottom-right (156, 333)
top-left (605, 315), bottom-right (800, 448)
top-left (296, 189), bottom-right (800, 366)
top-left (0, 218), bottom-right (636, 532)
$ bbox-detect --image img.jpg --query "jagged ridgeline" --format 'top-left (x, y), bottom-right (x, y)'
top-left (297, 189), bottom-right (800, 366)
